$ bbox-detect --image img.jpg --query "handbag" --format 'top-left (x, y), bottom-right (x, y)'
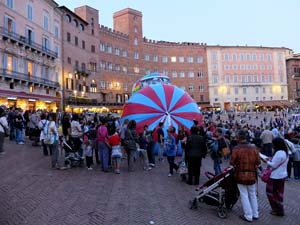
top-left (260, 167), bottom-right (272, 182)
top-left (260, 155), bottom-right (288, 183)
top-left (221, 138), bottom-right (231, 157)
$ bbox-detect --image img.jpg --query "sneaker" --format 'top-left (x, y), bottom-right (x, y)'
top-left (149, 163), bottom-right (155, 168)
top-left (115, 169), bottom-right (120, 174)
top-left (87, 167), bottom-right (93, 171)
top-left (168, 173), bottom-right (172, 177)
top-left (18, 142), bottom-right (24, 145)
top-left (0, 151), bottom-right (6, 155)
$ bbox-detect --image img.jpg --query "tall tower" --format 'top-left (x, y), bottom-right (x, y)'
top-left (113, 8), bottom-right (143, 47)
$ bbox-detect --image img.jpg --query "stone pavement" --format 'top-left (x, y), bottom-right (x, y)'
top-left (1, 138), bottom-right (300, 225)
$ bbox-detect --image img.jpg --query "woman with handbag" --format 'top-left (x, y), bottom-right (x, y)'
top-left (264, 137), bottom-right (289, 217)
top-left (46, 113), bottom-right (59, 169)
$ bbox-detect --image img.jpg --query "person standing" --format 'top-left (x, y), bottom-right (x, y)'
top-left (97, 118), bottom-right (109, 172)
top-left (165, 127), bottom-right (178, 177)
top-left (46, 113), bottom-right (59, 169)
top-left (157, 122), bottom-right (165, 161)
top-left (260, 126), bottom-right (274, 157)
top-left (70, 114), bottom-right (83, 154)
top-left (14, 108), bottom-right (25, 145)
top-left (38, 113), bottom-right (51, 156)
top-left (185, 126), bottom-right (207, 185)
top-left (265, 137), bottom-right (288, 217)
top-left (0, 109), bottom-right (8, 154)
top-left (124, 120), bottom-right (139, 171)
top-left (230, 129), bottom-right (261, 222)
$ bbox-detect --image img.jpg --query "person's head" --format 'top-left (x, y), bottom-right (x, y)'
top-left (127, 120), bottom-right (136, 129)
top-left (190, 125), bottom-right (199, 135)
top-left (144, 125), bottom-right (149, 131)
top-left (72, 113), bottom-right (79, 121)
top-left (236, 129), bottom-right (247, 142)
top-left (159, 122), bottom-right (164, 128)
top-left (272, 137), bottom-right (288, 154)
top-left (215, 127), bottom-right (223, 138)
top-left (47, 112), bottom-right (56, 121)
top-left (167, 127), bottom-right (173, 135)
top-left (290, 138), bottom-right (300, 145)
top-left (40, 113), bottom-right (47, 120)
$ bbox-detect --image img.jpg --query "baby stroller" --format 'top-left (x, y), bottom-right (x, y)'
top-left (189, 166), bottom-right (239, 218)
top-left (62, 137), bottom-right (84, 168)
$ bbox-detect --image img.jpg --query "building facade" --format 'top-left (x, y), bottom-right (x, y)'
top-left (59, 6), bottom-right (209, 113)
top-left (207, 46), bottom-right (291, 111)
top-left (0, 0), bottom-right (61, 110)
top-left (286, 53), bottom-right (300, 104)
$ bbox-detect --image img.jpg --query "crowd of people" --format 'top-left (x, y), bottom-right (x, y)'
top-left (1, 106), bottom-right (300, 222)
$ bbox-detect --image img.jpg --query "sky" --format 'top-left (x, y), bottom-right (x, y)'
top-left (55, 0), bottom-right (300, 52)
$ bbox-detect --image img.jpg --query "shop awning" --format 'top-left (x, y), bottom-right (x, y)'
top-left (253, 101), bottom-right (265, 107)
top-left (263, 101), bottom-right (282, 107)
top-left (280, 100), bottom-right (290, 107)
top-left (0, 89), bottom-right (60, 102)
top-left (199, 103), bottom-right (212, 108)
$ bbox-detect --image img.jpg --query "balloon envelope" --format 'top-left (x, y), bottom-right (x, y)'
top-left (121, 84), bottom-right (202, 133)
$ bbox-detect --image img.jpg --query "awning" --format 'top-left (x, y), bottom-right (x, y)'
top-left (199, 103), bottom-right (212, 108)
top-left (263, 101), bottom-right (282, 107)
top-left (253, 101), bottom-right (265, 107)
top-left (0, 89), bottom-right (60, 102)
top-left (280, 100), bottom-right (290, 107)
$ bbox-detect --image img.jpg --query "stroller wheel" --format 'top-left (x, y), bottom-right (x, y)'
top-left (217, 207), bottom-right (227, 219)
top-left (189, 199), bottom-right (198, 210)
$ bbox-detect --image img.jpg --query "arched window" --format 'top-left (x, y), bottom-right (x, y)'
top-left (73, 19), bottom-right (78, 27)
top-left (66, 14), bottom-right (71, 23)
top-left (79, 24), bottom-right (84, 31)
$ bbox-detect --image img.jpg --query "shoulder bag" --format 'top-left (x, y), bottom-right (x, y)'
top-left (260, 155), bottom-right (288, 183)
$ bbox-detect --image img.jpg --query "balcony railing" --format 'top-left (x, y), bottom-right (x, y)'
top-left (0, 27), bottom-right (58, 59)
top-left (73, 66), bottom-right (90, 77)
top-left (0, 68), bottom-right (59, 89)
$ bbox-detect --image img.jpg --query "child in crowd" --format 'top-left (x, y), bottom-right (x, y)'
top-left (107, 131), bottom-right (122, 174)
top-left (85, 139), bottom-right (93, 170)
top-left (164, 127), bottom-right (179, 177)
top-left (83, 130), bottom-right (93, 170)
top-left (138, 132), bottom-right (152, 171)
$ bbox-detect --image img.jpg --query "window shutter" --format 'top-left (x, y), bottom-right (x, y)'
top-left (24, 59), bottom-right (28, 74)
top-left (33, 63), bottom-right (37, 76)
top-left (12, 56), bottom-right (17, 72)
top-left (4, 16), bottom-right (8, 30)
top-left (12, 20), bottom-right (16, 33)
top-left (3, 54), bottom-right (7, 69)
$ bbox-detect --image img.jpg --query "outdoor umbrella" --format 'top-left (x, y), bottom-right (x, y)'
top-left (121, 83), bottom-right (202, 134)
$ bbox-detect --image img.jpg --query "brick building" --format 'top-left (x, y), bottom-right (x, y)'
top-left (59, 6), bottom-right (209, 113)
top-left (207, 46), bottom-right (291, 111)
top-left (0, 0), bottom-right (61, 111)
top-left (286, 53), bottom-right (300, 104)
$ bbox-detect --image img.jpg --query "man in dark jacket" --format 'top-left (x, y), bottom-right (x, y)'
top-left (230, 129), bottom-right (261, 222)
top-left (185, 126), bottom-right (207, 185)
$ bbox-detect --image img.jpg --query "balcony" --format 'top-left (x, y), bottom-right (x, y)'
top-left (0, 27), bottom-right (58, 59)
top-left (0, 68), bottom-right (60, 89)
top-left (73, 66), bottom-right (90, 77)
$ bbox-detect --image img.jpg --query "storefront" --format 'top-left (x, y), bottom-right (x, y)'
top-left (0, 89), bottom-right (60, 111)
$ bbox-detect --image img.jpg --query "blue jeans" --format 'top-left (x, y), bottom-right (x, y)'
top-left (213, 158), bottom-right (222, 175)
top-left (98, 142), bottom-right (109, 171)
top-left (15, 128), bottom-right (24, 143)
